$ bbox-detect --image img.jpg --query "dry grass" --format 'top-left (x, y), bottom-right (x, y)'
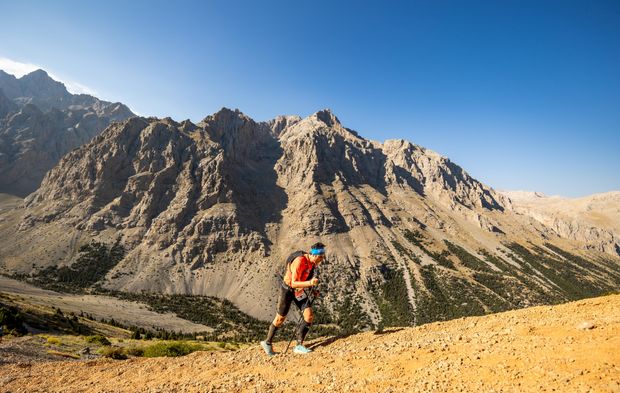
top-left (45, 350), bottom-right (80, 359)
top-left (45, 337), bottom-right (62, 346)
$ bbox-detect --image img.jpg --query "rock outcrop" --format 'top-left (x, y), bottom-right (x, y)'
top-left (0, 69), bottom-right (134, 196)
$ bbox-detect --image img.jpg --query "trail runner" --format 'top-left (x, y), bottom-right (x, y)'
top-left (260, 242), bottom-right (325, 355)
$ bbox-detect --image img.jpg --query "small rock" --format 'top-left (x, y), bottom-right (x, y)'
top-left (576, 321), bottom-right (596, 330)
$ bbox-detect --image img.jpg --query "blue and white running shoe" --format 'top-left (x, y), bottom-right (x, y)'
top-left (260, 341), bottom-right (275, 356)
top-left (293, 344), bottom-right (313, 354)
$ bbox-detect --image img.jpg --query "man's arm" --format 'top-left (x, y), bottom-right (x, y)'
top-left (290, 257), bottom-right (318, 289)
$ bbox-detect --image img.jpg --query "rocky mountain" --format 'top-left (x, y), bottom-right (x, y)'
top-left (0, 69), bottom-right (134, 196)
top-left (0, 108), bottom-right (619, 328)
top-left (501, 190), bottom-right (620, 255)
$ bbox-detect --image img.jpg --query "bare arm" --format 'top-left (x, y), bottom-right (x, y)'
top-left (290, 257), bottom-right (318, 289)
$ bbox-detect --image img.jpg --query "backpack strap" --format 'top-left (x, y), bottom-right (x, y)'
top-left (286, 250), bottom-right (306, 271)
top-left (282, 251), bottom-right (306, 290)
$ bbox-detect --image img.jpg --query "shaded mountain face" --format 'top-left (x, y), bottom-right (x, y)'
top-left (0, 69), bottom-right (134, 196)
top-left (1, 107), bottom-right (619, 327)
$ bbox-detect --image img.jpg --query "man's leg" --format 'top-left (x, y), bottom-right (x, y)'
top-left (296, 307), bottom-right (313, 344)
top-left (266, 313), bottom-right (286, 343)
top-left (267, 286), bottom-right (293, 343)
top-left (261, 286), bottom-right (293, 356)
top-left (293, 306), bottom-right (314, 354)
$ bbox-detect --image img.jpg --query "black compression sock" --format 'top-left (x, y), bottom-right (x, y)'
top-left (266, 323), bottom-right (279, 343)
top-left (296, 320), bottom-right (310, 345)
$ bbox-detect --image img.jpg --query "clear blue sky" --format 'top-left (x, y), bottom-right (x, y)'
top-left (1, 0), bottom-right (619, 197)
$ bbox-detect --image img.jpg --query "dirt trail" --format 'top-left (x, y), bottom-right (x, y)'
top-left (2, 294), bottom-right (619, 392)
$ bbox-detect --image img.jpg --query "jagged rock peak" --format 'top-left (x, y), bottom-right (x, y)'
top-left (200, 107), bottom-right (253, 125)
top-left (200, 107), bottom-right (256, 138)
top-left (160, 117), bottom-right (180, 127)
top-left (21, 69), bottom-right (53, 80)
top-left (266, 114), bottom-right (302, 136)
top-left (383, 138), bottom-right (420, 153)
top-left (278, 108), bottom-right (362, 143)
top-left (313, 108), bottom-right (341, 127)
top-left (0, 68), bottom-right (136, 197)
top-left (142, 117), bottom-right (201, 140)
top-left (180, 119), bottom-right (198, 132)
top-left (18, 69), bottom-right (69, 97)
top-left (311, 109), bottom-right (363, 138)
top-left (198, 107), bottom-right (277, 161)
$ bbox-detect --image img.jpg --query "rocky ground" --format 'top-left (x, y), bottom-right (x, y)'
top-left (1, 294), bottom-right (618, 392)
top-left (0, 336), bottom-right (67, 365)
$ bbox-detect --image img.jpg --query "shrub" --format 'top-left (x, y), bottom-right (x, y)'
top-left (444, 241), bottom-right (492, 272)
top-left (99, 346), bottom-right (127, 360)
top-left (0, 304), bottom-right (28, 335)
top-left (46, 337), bottom-right (62, 346)
top-left (124, 346), bottom-right (144, 357)
top-left (402, 230), bottom-right (455, 269)
top-left (85, 335), bottom-right (111, 346)
top-left (142, 341), bottom-right (204, 358)
top-left (505, 242), bottom-right (610, 300)
top-left (106, 291), bottom-right (270, 342)
top-left (33, 238), bottom-right (125, 291)
top-left (370, 266), bottom-right (415, 328)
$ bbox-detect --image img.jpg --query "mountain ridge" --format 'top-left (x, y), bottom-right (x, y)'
top-left (0, 69), bottom-right (135, 196)
top-left (1, 106), bottom-right (618, 326)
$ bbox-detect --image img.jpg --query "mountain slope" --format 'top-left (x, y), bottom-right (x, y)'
top-left (1, 294), bottom-right (618, 392)
top-left (0, 69), bottom-right (134, 196)
top-left (0, 108), bottom-right (619, 327)
top-left (502, 190), bottom-right (620, 255)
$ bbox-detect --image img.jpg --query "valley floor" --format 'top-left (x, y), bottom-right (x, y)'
top-left (1, 294), bottom-right (619, 392)
top-left (0, 276), bottom-right (211, 334)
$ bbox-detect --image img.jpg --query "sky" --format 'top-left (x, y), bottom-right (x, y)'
top-left (1, 0), bottom-right (618, 197)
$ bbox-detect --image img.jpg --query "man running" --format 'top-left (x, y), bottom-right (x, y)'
top-left (260, 242), bottom-right (326, 356)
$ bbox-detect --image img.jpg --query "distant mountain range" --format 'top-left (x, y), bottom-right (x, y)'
top-left (0, 69), bottom-right (618, 329)
top-left (500, 190), bottom-right (620, 255)
top-left (0, 69), bottom-right (134, 196)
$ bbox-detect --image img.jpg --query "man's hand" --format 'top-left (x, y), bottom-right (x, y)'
top-left (310, 277), bottom-right (319, 287)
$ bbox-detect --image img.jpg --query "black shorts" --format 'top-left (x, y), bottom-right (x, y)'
top-left (277, 284), bottom-right (311, 316)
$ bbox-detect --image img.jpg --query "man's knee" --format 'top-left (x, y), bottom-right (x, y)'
top-left (303, 308), bottom-right (314, 324)
top-left (273, 314), bottom-right (286, 327)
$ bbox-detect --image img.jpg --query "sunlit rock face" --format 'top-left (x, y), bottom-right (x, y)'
top-left (1, 104), bottom-right (619, 324)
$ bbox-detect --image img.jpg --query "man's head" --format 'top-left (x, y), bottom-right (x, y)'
top-left (308, 242), bottom-right (326, 264)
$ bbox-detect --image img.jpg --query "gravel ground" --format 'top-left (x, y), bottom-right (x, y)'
top-left (1, 294), bottom-right (619, 392)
